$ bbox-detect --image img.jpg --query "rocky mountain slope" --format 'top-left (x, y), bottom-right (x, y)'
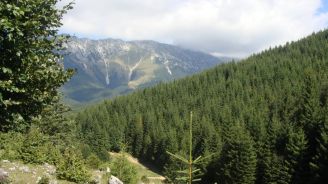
top-left (61, 37), bottom-right (227, 105)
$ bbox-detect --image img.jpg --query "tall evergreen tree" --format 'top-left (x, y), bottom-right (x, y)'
top-left (284, 127), bottom-right (307, 184)
top-left (295, 69), bottom-right (321, 182)
top-left (217, 123), bottom-right (257, 184)
top-left (310, 106), bottom-right (328, 183)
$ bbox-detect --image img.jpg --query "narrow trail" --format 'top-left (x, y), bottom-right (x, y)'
top-left (109, 152), bottom-right (146, 169)
top-left (109, 152), bottom-right (165, 181)
top-left (147, 176), bottom-right (166, 180)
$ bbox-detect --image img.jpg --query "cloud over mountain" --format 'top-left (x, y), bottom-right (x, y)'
top-left (59, 0), bottom-right (328, 57)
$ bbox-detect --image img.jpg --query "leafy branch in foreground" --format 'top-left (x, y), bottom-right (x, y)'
top-left (166, 111), bottom-right (213, 184)
top-left (0, 0), bottom-right (75, 132)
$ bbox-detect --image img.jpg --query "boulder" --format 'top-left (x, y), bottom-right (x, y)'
top-left (19, 166), bottom-right (30, 173)
top-left (109, 175), bottom-right (123, 184)
top-left (50, 180), bottom-right (58, 184)
top-left (0, 168), bottom-right (9, 181)
top-left (43, 163), bottom-right (56, 174)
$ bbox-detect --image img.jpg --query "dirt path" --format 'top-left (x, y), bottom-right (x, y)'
top-left (109, 152), bottom-right (147, 169)
top-left (109, 152), bottom-right (167, 183)
top-left (147, 176), bottom-right (166, 180)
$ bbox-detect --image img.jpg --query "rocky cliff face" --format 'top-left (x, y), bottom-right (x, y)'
top-left (62, 37), bottom-right (227, 105)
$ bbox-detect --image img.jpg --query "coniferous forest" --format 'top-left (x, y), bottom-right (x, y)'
top-left (1, 0), bottom-right (328, 183)
top-left (77, 30), bottom-right (328, 183)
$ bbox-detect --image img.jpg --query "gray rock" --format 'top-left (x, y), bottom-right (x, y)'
top-left (44, 163), bottom-right (56, 174)
top-left (109, 175), bottom-right (123, 184)
top-left (95, 174), bottom-right (102, 183)
top-left (19, 166), bottom-right (30, 173)
top-left (44, 163), bottom-right (50, 168)
top-left (50, 180), bottom-right (58, 184)
top-left (0, 168), bottom-right (9, 180)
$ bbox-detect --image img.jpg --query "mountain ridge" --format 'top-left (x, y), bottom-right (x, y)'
top-left (61, 36), bottom-right (228, 105)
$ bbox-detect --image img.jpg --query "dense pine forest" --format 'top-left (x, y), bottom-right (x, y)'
top-left (1, 1), bottom-right (328, 183)
top-left (77, 30), bottom-right (328, 183)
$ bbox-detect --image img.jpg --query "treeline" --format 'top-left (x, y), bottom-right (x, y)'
top-left (77, 30), bottom-right (328, 183)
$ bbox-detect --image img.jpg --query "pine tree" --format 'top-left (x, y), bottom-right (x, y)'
top-left (217, 123), bottom-right (257, 184)
top-left (295, 70), bottom-right (321, 182)
top-left (259, 117), bottom-right (286, 184)
top-left (20, 127), bottom-right (47, 164)
top-left (310, 106), bottom-right (328, 183)
top-left (262, 150), bottom-right (287, 184)
top-left (283, 127), bottom-right (307, 184)
top-left (56, 148), bottom-right (90, 183)
top-left (166, 112), bottom-right (212, 183)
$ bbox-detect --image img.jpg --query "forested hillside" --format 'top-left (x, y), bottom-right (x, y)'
top-left (77, 30), bottom-right (328, 183)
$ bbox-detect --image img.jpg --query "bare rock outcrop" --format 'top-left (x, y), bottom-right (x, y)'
top-left (109, 175), bottom-right (123, 184)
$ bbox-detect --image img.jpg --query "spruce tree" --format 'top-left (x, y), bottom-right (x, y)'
top-left (166, 112), bottom-right (212, 183)
top-left (310, 106), bottom-right (328, 183)
top-left (283, 127), bottom-right (307, 184)
top-left (217, 123), bottom-right (257, 184)
top-left (56, 148), bottom-right (90, 183)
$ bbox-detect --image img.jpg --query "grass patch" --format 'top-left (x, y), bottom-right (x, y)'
top-left (109, 152), bottom-right (165, 184)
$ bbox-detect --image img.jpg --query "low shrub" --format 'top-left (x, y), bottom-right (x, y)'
top-left (56, 148), bottom-right (90, 183)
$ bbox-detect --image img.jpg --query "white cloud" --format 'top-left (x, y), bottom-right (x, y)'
top-left (59, 0), bottom-right (328, 57)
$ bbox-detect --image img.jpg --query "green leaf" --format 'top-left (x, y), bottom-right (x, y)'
top-left (16, 51), bottom-right (22, 56)
top-left (176, 177), bottom-right (188, 181)
top-left (176, 170), bottom-right (188, 174)
top-left (6, 4), bottom-right (12, 9)
top-left (193, 156), bottom-right (202, 163)
top-left (1, 67), bottom-right (12, 74)
top-left (194, 153), bottom-right (214, 164)
top-left (191, 169), bottom-right (201, 173)
top-left (166, 151), bottom-right (189, 164)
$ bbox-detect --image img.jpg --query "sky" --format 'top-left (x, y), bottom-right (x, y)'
top-left (59, 0), bottom-right (328, 57)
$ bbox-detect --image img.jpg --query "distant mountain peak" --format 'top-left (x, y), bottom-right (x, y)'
top-left (62, 37), bottom-right (228, 105)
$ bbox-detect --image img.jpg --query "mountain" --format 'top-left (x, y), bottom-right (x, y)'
top-left (76, 30), bottom-right (328, 183)
top-left (61, 37), bottom-right (226, 105)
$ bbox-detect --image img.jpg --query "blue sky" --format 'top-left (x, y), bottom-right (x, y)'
top-left (319, 0), bottom-right (328, 13)
top-left (59, 0), bottom-right (328, 57)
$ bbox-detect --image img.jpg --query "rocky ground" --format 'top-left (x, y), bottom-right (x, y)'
top-left (0, 160), bottom-right (111, 184)
top-left (0, 157), bottom-right (163, 184)
top-left (0, 159), bottom-right (74, 184)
